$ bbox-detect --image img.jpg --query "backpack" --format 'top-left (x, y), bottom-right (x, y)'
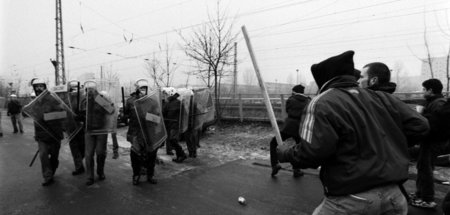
top-left (429, 98), bottom-right (450, 141)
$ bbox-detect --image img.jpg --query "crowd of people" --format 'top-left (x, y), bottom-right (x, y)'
top-left (273, 51), bottom-right (450, 214)
top-left (13, 78), bottom-right (205, 188)
top-left (2, 50), bottom-right (450, 214)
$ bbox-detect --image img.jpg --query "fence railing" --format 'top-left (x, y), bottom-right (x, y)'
top-left (217, 92), bottom-right (446, 122)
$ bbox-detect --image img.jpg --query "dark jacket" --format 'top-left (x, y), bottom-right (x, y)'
top-left (124, 94), bottom-right (139, 138)
top-left (368, 82), bottom-right (397, 94)
top-left (281, 94), bottom-right (310, 138)
top-left (7, 100), bottom-right (22, 115)
top-left (423, 94), bottom-right (446, 142)
top-left (282, 75), bottom-right (429, 196)
top-left (163, 96), bottom-right (181, 129)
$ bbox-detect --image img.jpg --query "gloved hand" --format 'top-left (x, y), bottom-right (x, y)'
top-left (276, 144), bottom-right (293, 163)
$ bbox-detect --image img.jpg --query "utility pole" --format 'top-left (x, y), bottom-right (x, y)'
top-left (296, 69), bottom-right (299, 85)
top-left (54, 0), bottom-right (66, 85)
top-left (233, 42), bottom-right (237, 98)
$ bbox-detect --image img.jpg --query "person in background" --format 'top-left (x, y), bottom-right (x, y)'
top-left (7, 94), bottom-right (24, 134)
top-left (276, 51), bottom-right (429, 214)
top-left (359, 62), bottom-right (397, 94)
top-left (271, 84), bottom-right (310, 178)
top-left (410, 79), bottom-right (447, 209)
top-left (163, 89), bottom-right (187, 163)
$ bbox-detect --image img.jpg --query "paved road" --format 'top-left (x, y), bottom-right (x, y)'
top-left (0, 113), bottom-right (448, 214)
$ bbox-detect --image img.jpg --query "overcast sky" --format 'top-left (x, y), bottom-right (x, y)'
top-left (1, 0), bottom-right (450, 90)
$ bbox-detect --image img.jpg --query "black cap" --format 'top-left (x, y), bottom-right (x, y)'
top-left (311, 50), bottom-right (355, 89)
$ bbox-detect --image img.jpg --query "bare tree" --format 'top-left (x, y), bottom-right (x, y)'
top-left (144, 41), bottom-right (178, 88)
top-left (180, 1), bottom-right (238, 121)
top-left (144, 52), bottom-right (164, 88)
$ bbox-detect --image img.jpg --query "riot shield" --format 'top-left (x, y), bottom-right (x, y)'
top-left (177, 88), bottom-right (193, 133)
top-left (134, 90), bottom-right (167, 152)
top-left (23, 90), bottom-right (82, 142)
top-left (52, 85), bottom-right (71, 109)
top-left (85, 88), bottom-right (117, 135)
top-left (192, 88), bottom-right (215, 130)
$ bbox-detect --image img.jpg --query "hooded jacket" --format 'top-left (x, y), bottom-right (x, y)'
top-left (281, 93), bottom-right (310, 138)
top-left (280, 51), bottom-right (430, 196)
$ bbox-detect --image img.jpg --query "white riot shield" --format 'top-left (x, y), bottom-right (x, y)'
top-left (192, 88), bottom-right (215, 130)
top-left (177, 89), bottom-right (193, 133)
top-left (23, 90), bottom-right (82, 141)
top-left (85, 88), bottom-right (117, 134)
top-left (134, 91), bottom-right (167, 152)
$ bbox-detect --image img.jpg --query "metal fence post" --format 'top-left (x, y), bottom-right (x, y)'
top-left (239, 94), bottom-right (243, 122)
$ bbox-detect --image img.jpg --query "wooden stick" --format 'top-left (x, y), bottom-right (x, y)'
top-left (241, 26), bottom-right (283, 146)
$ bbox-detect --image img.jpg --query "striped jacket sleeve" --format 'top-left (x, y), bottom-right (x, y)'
top-left (285, 90), bottom-right (338, 168)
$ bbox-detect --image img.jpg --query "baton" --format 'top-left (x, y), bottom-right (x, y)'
top-left (77, 82), bottom-right (81, 113)
top-left (29, 149), bottom-right (39, 167)
top-left (242, 26), bottom-right (283, 176)
top-left (121, 87), bottom-right (125, 109)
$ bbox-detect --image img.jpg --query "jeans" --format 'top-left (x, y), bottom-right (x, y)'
top-left (10, 113), bottom-right (23, 132)
top-left (85, 134), bottom-right (107, 180)
top-left (415, 140), bottom-right (444, 202)
top-left (312, 184), bottom-right (407, 215)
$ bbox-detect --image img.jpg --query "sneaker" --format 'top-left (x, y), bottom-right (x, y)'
top-left (411, 199), bottom-right (437, 208)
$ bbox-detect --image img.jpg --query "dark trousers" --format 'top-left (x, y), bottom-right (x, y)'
top-left (111, 132), bottom-right (118, 153)
top-left (69, 131), bottom-right (85, 170)
top-left (10, 114), bottom-right (23, 132)
top-left (185, 129), bottom-right (200, 155)
top-left (130, 149), bottom-right (157, 178)
top-left (167, 126), bottom-right (185, 158)
top-left (415, 141), bottom-right (443, 202)
top-left (38, 140), bottom-right (61, 180)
